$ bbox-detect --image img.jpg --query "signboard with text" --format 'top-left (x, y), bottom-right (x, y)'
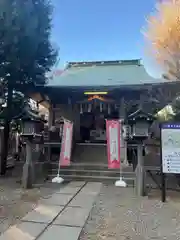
top-left (59, 121), bottom-right (73, 166)
top-left (106, 120), bottom-right (121, 169)
top-left (161, 123), bottom-right (180, 174)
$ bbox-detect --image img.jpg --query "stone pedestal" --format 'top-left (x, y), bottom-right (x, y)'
top-left (22, 140), bottom-right (34, 189)
top-left (135, 144), bottom-right (146, 196)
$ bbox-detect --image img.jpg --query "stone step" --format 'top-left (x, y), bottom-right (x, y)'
top-left (50, 168), bottom-right (135, 178)
top-left (49, 163), bottom-right (135, 185)
top-left (49, 161), bottom-right (135, 184)
top-left (50, 162), bottom-right (133, 171)
top-left (48, 174), bottom-right (135, 186)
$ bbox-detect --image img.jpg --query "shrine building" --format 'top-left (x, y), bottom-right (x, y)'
top-left (28, 59), bottom-right (179, 180)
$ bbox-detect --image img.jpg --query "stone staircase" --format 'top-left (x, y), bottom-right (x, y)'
top-left (49, 143), bottom-right (135, 185)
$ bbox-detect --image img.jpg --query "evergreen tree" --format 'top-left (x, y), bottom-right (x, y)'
top-left (0, 0), bottom-right (57, 174)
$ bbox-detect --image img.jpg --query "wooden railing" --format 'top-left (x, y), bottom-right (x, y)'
top-left (144, 140), bottom-right (180, 191)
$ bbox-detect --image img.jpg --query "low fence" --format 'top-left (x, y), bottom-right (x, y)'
top-left (144, 141), bottom-right (180, 191)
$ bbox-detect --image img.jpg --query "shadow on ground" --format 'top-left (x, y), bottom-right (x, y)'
top-left (79, 184), bottom-right (180, 240)
top-left (0, 175), bottom-right (67, 234)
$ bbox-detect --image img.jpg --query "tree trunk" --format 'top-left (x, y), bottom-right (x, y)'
top-left (0, 85), bottom-right (13, 175)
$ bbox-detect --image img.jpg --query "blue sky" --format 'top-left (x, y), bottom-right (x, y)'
top-left (51, 0), bottom-right (160, 77)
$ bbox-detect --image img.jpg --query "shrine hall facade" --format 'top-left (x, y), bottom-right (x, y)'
top-left (29, 59), bottom-right (179, 165)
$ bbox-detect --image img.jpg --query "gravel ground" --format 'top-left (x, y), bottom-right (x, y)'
top-left (0, 177), bottom-right (65, 234)
top-left (79, 184), bottom-right (180, 240)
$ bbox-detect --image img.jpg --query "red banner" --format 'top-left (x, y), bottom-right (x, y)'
top-left (59, 121), bottom-right (73, 166)
top-left (106, 120), bottom-right (121, 169)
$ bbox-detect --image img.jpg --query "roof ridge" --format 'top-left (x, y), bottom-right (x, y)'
top-left (66, 59), bottom-right (142, 69)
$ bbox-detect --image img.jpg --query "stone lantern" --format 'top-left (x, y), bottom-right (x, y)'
top-left (127, 108), bottom-right (155, 196)
top-left (55, 117), bottom-right (64, 139)
top-left (21, 118), bottom-right (43, 141)
top-left (20, 107), bottom-right (45, 188)
top-left (127, 109), bottom-right (154, 141)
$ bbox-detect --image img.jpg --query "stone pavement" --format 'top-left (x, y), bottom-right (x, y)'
top-left (79, 184), bottom-right (180, 240)
top-left (0, 181), bottom-right (102, 240)
top-left (0, 178), bottom-right (63, 234)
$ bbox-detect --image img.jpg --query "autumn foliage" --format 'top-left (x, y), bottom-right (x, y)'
top-left (144, 0), bottom-right (180, 80)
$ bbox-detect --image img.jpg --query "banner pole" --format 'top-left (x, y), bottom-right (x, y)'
top-left (115, 158), bottom-right (127, 187)
top-left (52, 119), bottom-right (68, 184)
top-left (57, 151), bottom-right (61, 177)
top-left (115, 119), bottom-right (127, 187)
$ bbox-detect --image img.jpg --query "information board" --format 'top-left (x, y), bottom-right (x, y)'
top-left (161, 123), bottom-right (180, 174)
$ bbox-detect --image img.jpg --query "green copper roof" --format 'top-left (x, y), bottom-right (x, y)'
top-left (47, 59), bottom-right (166, 87)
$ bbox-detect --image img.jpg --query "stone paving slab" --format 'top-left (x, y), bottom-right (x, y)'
top-left (54, 186), bottom-right (81, 195)
top-left (22, 205), bottom-right (64, 223)
top-left (0, 222), bottom-right (46, 240)
top-left (39, 193), bottom-right (74, 206)
top-left (38, 225), bottom-right (82, 240)
top-left (85, 182), bottom-right (102, 191)
top-left (79, 189), bottom-right (100, 196)
top-left (80, 183), bottom-right (102, 196)
top-left (0, 181), bottom-right (100, 239)
top-left (67, 182), bottom-right (101, 208)
top-left (67, 181), bottom-right (85, 187)
top-left (53, 207), bottom-right (90, 227)
top-left (68, 193), bottom-right (96, 209)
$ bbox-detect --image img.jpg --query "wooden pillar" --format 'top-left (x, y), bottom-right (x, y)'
top-left (119, 97), bottom-right (125, 119)
top-left (73, 104), bottom-right (80, 141)
top-left (119, 97), bottom-right (128, 164)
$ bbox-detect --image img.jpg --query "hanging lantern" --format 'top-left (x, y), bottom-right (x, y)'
top-left (88, 103), bottom-right (92, 112)
top-left (80, 104), bottom-right (83, 114)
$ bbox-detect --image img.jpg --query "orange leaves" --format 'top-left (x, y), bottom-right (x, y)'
top-left (144, 0), bottom-right (180, 79)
